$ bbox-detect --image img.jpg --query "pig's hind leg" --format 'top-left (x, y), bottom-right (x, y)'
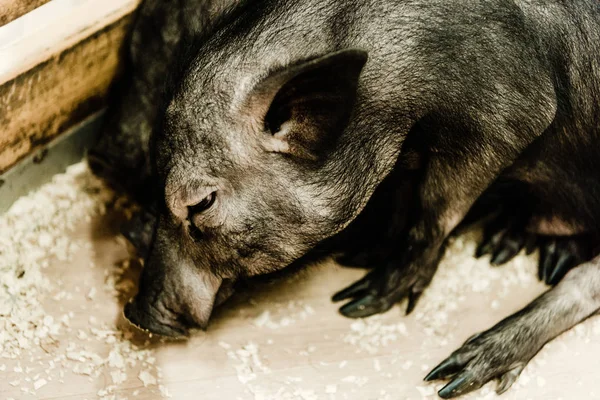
top-left (471, 192), bottom-right (597, 285)
top-left (473, 200), bottom-right (536, 265)
top-left (475, 212), bottom-right (595, 285)
top-left (535, 234), bottom-right (596, 285)
top-left (425, 253), bottom-right (600, 398)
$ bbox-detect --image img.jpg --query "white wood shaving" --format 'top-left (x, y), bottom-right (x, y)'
top-left (159, 384), bottom-right (172, 398)
top-left (341, 375), bottom-right (368, 386)
top-left (138, 370), bottom-right (157, 387)
top-left (111, 370), bottom-right (127, 385)
top-left (373, 359), bottom-right (381, 371)
top-left (0, 163), bottom-right (166, 398)
top-left (343, 317), bottom-right (409, 354)
top-left (325, 384), bottom-right (337, 394)
top-left (537, 376), bottom-right (546, 388)
top-left (218, 341), bottom-right (232, 349)
top-left (33, 378), bottom-right (47, 390)
top-left (87, 287), bottom-right (97, 300)
top-left (252, 301), bottom-right (316, 330)
top-left (416, 385), bottom-right (435, 397)
top-left (228, 342), bottom-right (271, 384)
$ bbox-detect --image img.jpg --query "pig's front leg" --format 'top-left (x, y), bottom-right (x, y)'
top-left (425, 254), bottom-right (600, 398)
top-left (334, 165), bottom-right (419, 270)
top-left (331, 108), bottom-right (555, 317)
top-left (332, 152), bottom-right (500, 315)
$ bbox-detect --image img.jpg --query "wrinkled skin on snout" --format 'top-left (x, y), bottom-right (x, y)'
top-left (123, 48), bottom-right (378, 336)
top-left (124, 214), bottom-right (234, 336)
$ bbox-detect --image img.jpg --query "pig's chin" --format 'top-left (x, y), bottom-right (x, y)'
top-left (214, 278), bottom-right (236, 306)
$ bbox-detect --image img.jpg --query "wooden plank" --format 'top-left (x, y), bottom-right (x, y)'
top-left (0, 0), bottom-right (51, 26)
top-left (0, 112), bottom-right (105, 213)
top-left (0, 0), bottom-right (142, 173)
top-left (0, 15), bottom-right (132, 173)
top-left (0, 0), bottom-right (141, 85)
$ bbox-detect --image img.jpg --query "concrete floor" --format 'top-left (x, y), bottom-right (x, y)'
top-left (1, 163), bottom-right (599, 400)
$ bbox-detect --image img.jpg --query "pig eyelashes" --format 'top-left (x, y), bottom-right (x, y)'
top-left (186, 192), bottom-right (216, 242)
top-left (188, 191), bottom-right (217, 218)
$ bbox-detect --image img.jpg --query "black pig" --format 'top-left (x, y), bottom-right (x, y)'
top-left (92, 0), bottom-right (600, 398)
top-left (123, 0), bottom-right (563, 329)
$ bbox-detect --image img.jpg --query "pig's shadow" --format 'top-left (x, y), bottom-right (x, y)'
top-left (88, 202), bottom-right (165, 347)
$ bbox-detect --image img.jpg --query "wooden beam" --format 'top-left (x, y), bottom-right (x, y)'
top-left (0, 0), bottom-right (141, 173)
top-left (0, 0), bottom-right (141, 85)
top-left (0, 0), bottom-right (51, 27)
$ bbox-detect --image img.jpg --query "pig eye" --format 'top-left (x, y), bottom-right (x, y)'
top-left (188, 192), bottom-right (217, 217)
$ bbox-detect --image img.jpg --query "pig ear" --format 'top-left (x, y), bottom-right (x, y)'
top-left (250, 49), bottom-right (368, 159)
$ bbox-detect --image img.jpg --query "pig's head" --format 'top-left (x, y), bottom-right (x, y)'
top-left (124, 49), bottom-right (373, 336)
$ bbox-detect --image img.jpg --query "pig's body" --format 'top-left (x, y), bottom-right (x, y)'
top-left (89, 0), bottom-right (600, 398)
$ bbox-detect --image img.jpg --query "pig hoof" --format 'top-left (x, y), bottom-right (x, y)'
top-left (425, 323), bottom-right (537, 398)
top-left (477, 213), bottom-right (594, 286)
top-left (332, 262), bottom-right (431, 318)
top-left (537, 235), bottom-right (593, 285)
top-left (476, 217), bottom-right (533, 265)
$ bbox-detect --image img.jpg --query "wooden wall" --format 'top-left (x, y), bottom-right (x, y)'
top-left (0, 0), bottom-right (51, 26)
top-left (0, 0), bottom-right (141, 174)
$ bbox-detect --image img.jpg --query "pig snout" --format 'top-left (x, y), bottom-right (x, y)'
top-left (124, 265), bottom-right (224, 337)
top-left (123, 217), bottom-right (230, 337)
top-left (124, 294), bottom-right (191, 338)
